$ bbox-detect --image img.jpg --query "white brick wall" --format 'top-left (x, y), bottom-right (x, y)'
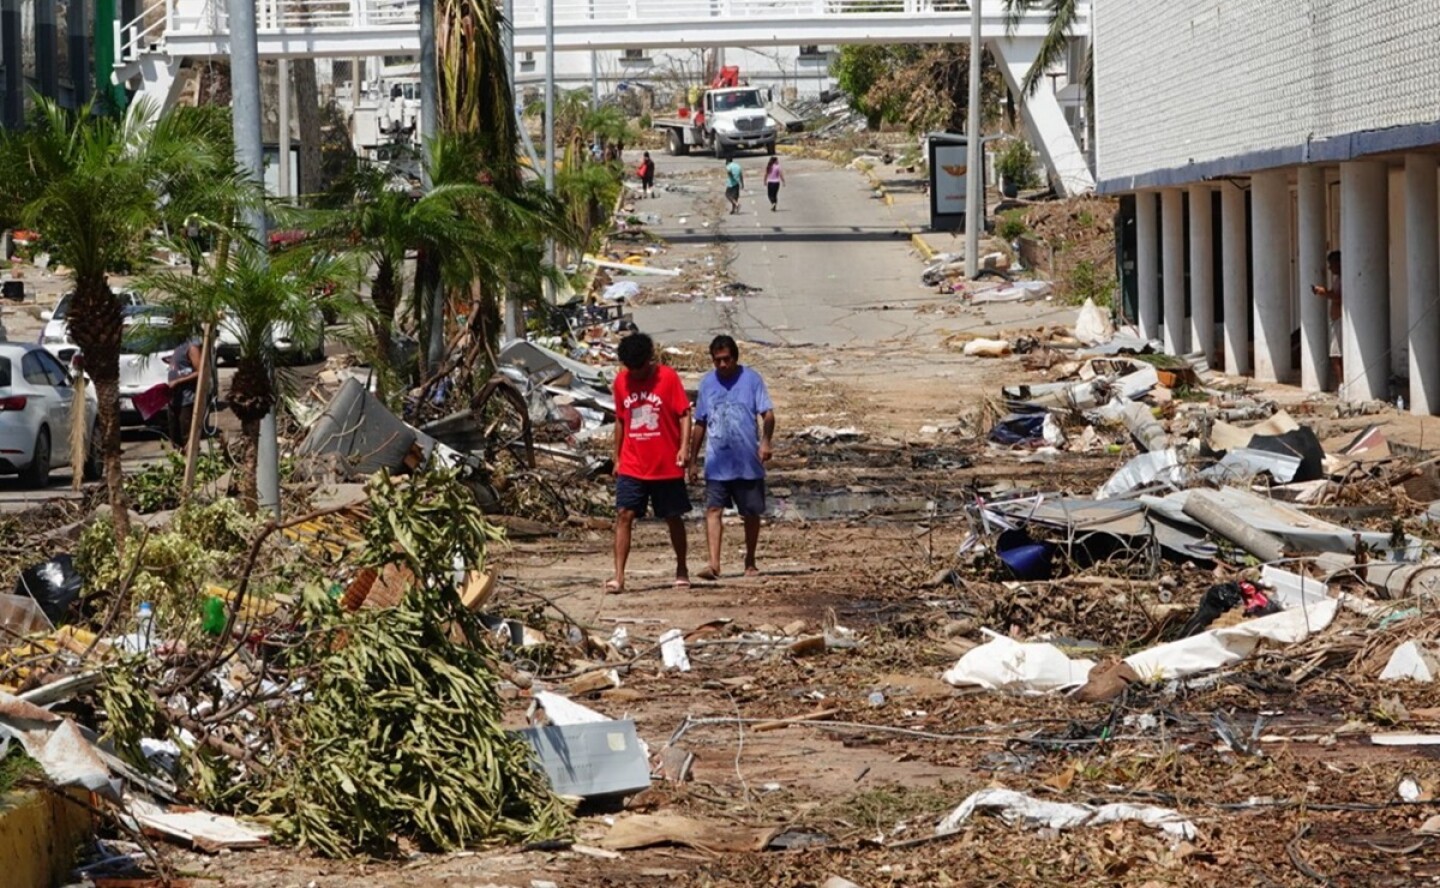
top-left (1095, 0), bottom-right (1440, 186)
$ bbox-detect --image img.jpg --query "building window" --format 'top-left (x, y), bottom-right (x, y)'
top-left (621, 48), bottom-right (651, 64)
top-left (799, 45), bottom-right (822, 57)
top-left (520, 51), bottom-right (535, 71)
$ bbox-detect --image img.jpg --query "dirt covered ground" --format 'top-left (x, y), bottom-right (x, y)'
top-left (177, 321), bottom-right (1440, 887)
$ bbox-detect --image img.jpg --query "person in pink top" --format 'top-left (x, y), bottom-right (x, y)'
top-left (608, 332), bottom-right (693, 593)
top-left (764, 153), bottom-right (786, 212)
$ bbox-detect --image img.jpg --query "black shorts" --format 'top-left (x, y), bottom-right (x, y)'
top-left (704, 478), bottom-right (766, 516)
top-left (725, 185), bottom-right (741, 201)
top-left (616, 475), bottom-right (691, 519)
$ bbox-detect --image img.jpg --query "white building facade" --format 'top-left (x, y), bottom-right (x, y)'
top-left (1094, 0), bottom-right (1440, 414)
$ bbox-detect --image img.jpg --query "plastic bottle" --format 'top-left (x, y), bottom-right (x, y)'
top-left (136, 601), bottom-right (154, 651)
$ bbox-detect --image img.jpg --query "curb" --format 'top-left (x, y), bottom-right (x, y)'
top-left (910, 232), bottom-right (938, 262)
top-left (795, 147), bottom-right (943, 263)
top-left (860, 167), bottom-right (940, 262)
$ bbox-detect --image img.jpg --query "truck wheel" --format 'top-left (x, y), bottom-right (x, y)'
top-left (667, 129), bottom-right (689, 157)
top-left (713, 139), bottom-right (727, 159)
top-left (764, 140), bottom-right (777, 155)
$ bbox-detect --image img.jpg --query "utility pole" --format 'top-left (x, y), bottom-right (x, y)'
top-left (226, 0), bottom-right (279, 518)
top-left (544, 0), bottom-right (555, 195)
top-left (502, 0), bottom-right (526, 341)
top-left (419, 0), bottom-right (444, 368)
top-left (278, 59), bottom-right (291, 198)
top-left (543, 0), bottom-right (557, 308)
top-left (964, 0), bottom-right (983, 280)
top-left (500, 0), bottom-right (524, 341)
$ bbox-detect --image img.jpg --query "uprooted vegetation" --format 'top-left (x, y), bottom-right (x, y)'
top-left (8, 468), bottom-right (570, 862)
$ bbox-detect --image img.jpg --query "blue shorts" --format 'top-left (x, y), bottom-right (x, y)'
top-left (705, 478), bottom-right (766, 516)
top-left (616, 475), bottom-right (691, 519)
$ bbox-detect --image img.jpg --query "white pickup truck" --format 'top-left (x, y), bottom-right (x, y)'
top-left (652, 86), bottom-right (781, 158)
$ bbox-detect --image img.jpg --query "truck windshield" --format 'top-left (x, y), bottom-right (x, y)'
top-left (714, 91), bottom-right (763, 111)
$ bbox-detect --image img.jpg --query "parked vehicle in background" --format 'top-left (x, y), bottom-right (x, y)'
top-left (39, 289), bottom-right (145, 363)
top-left (652, 67), bottom-right (782, 158)
top-left (0, 342), bottom-right (99, 487)
top-left (216, 310), bottom-right (326, 366)
top-left (113, 306), bottom-right (214, 432)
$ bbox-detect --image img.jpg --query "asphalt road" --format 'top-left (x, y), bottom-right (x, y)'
top-left (629, 151), bottom-right (951, 347)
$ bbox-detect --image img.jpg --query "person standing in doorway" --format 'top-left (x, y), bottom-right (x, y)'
top-left (637, 151), bottom-right (656, 198)
top-left (764, 154), bottom-right (786, 211)
top-left (724, 156), bottom-right (744, 214)
top-left (689, 335), bottom-right (775, 580)
top-left (609, 332), bottom-right (693, 593)
top-left (1311, 250), bottom-right (1342, 389)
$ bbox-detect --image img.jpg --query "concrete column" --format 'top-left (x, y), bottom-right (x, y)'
top-left (1220, 184), bottom-right (1252, 376)
top-left (1188, 184), bottom-right (1216, 363)
top-left (68, 0), bottom-right (91, 106)
top-left (1136, 191), bottom-right (1160, 341)
top-left (1296, 166), bottom-right (1329, 392)
top-left (1161, 188), bottom-right (1187, 355)
top-left (36, 0), bottom-right (59, 101)
top-left (1388, 170), bottom-right (1410, 378)
top-left (1339, 161), bottom-right (1390, 402)
top-left (1, 0), bottom-right (22, 129)
top-left (1406, 154), bottom-right (1440, 414)
top-left (1251, 170), bottom-right (1292, 382)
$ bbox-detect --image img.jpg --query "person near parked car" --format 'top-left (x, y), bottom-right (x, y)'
top-left (166, 321), bottom-right (204, 450)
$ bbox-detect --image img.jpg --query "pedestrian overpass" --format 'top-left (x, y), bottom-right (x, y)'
top-left (114, 0), bottom-right (1094, 194)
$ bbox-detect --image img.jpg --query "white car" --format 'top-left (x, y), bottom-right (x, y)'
top-left (0, 342), bottom-right (99, 487)
top-left (116, 306), bottom-right (185, 427)
top-left (39, 289), bottom-right (145, 363)
top-left (216, 314), bottom-right (325, 366)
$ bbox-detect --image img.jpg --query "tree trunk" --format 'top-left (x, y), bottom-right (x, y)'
top-left (67, 275), bottom-right (128, 548)
top-left (293, 58), bottom-right (323, 197)
top-left (93, 376), bottom-right (130, 543)
top-left (238, 416), bottom-right (261, 514)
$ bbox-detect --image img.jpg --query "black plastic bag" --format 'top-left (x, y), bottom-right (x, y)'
top-left (14, 554), bottom-right (83, 625)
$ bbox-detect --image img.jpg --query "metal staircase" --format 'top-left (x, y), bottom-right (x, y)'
top-left (110, 0), bottom-right (1095, 194)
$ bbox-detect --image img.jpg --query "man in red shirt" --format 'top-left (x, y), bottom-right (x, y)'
top-left (609, 332), bottom-right (693, 592)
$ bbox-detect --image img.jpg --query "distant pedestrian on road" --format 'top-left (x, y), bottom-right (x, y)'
top-left (689, 335), bottom-right (775, 579)
top-left (1311, 250), bottom-right (1342, 389)
top-left (764, 154), bottom-right (786, 211)
top-left (637, 151), bottom-right (656, 198)
top-left (609, 332), bottom-right (693, 593)
top-left (724, 156), bottom-right (744, 214)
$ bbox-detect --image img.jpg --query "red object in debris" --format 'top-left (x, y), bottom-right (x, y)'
top-left (132, 383), bottom-right (174, 422)
top-left (1238, 581), bottom-right (1280, 618)
top-left (268, 229), bottom-right (308, 250)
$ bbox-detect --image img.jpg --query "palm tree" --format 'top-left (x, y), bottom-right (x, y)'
top-left (1001, 0), bottom-right (1086, 97)
top-left (150, 242), bottom-right (357, 512)
top-left (306, 162), bottom-right (492, 400)
top-left (437, 0), bottom-right (519, 177)
top-left (0, 98), bottom-right (237, 544)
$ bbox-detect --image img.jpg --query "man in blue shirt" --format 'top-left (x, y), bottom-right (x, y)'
top-left (688, 335), bottom-right (775, 579)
